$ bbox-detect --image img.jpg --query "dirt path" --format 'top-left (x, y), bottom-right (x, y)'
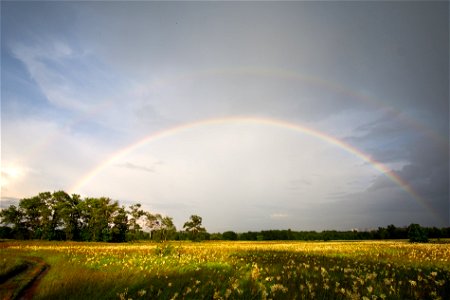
top-left (17, 263), bottom-right (49, 300)
top-left (0, 257), bottom-right (49, 300)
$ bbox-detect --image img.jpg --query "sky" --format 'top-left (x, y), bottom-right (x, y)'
top-left (1, 1), bottom-right (449, 232)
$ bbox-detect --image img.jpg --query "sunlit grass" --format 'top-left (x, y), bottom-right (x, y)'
top-left (1, 240), bottom-right (449, 299)
top-left (0, 254), bottom-right (28, 282)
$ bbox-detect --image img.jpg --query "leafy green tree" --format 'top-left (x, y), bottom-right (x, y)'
top-left (209, 233), bottom-right (223, 240)
top-left (19, 194), bottom-right (49, 239)
top-left (408, 223), bottom-right (428, 243)
top-left (111, 206), bottom-right (128, 242)
top-left (79, 197), bottom-right (118, 241)
top-left (159, 216), bottom-right (176, 241)
top-left (0, 205), bottom-right (22, 228)
top-left (127, 204), bottom-right (145, 240)
top-left (58, 193), bottom-right (82, 241)
top-left (183, 215), bottom-right (206, 241)
top-left (376, 227), bottom-right (388, 239)
top-left (0, 205), bottom-right (27, 238)
top-left (0, 190), bottom-right (173, 242)
top-left (222, 231), bottom-right (238, 240)
top-left (42, 191), bottom-right (66, 240)
top-left (144, 212), bottom-right (161, 240)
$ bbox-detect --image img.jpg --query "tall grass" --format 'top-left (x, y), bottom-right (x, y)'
top-left (1, 240), bottom-right (449, 299)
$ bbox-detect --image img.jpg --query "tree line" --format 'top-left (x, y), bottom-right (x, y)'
top-left (1, 191), bottom-right (448, 243)
top-left (0, 191), bottom-right (204, 242)
top-left (213, 224), bottom-right (450, 243)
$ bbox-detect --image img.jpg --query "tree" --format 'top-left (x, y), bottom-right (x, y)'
top-left (428, 227), bottom-right (442, 239)
top-left (376, 227), bottom-right (388, 239)
top-left (408, 223), bottom-right (428, 243)
top-left (42, 191), bottom-right (67, 240)
top-left (58, 193), bottom-right (82, 241)
top-left (144, 212), bottom-right (161, 240)
top-left (386, 224), bottom-right (398, 239)
top-left (19, 194), bottom-right (50, 239)
top-left (111, 206), bottom-right (128, 242)
top-left (0, 205), bottom-right (27, 238)
top-left (222, 231), bottom-right (238, 240)
top-left (127, 204), bottom-right (145, 240)
top-left (0, 191), bottom-right (174, 242)
top-left (183, 215), bottom-right (206, 241)
top-left (210, 233), bottom-right (223, 240)
top-left (0, 205), bottom-right (22, 228)
top-left (159, 216), bottom-right (176, 241)
top-left (79, 197), bottom-right (118, 241)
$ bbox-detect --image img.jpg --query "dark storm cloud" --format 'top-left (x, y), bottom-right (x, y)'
top-left (346, 114), bottom-right (449, 226)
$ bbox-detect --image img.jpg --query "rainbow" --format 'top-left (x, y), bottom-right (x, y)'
top-left (69, 116), bottom-right (441, 221)
top-left (22, 67), bottom-right (448, 176)
top-left (153, 67), bottom-right (449, 148)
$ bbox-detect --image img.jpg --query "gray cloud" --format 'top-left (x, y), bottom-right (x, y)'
top-left (346, 114), bottom-right (449, 225)
top-left (116, 162), bottom-right (158, 173)
top-left (2, 1), bottom-right (448, 231)
top-left (1, 197), bottom-right (21, 209)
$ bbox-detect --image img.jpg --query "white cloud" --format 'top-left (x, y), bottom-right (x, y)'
top-left (115, 162), bottom-right (158, 173)
top-left (1, 117), bottom-right (110, 199)
top-left (3, 1), bottom-right (447, 230)
top-left (1, 164), bottom-right (27, 191)
top-left (76, 123), bottom-right (380, 231)
top-left (10, 42), bottom-right (90, 112)
top-left (270, 213), bottom-right (289, 219)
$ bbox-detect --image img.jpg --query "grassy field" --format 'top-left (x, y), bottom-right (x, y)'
top-left (0, 240), bottom-right (449, 299)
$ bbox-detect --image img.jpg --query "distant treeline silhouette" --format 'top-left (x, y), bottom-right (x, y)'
top-left (213, 224), bottom-right (449, 242)
top-left (1, 191), bottom-right (448, 243)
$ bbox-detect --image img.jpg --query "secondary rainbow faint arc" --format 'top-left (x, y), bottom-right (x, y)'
top-left (23, 67), bottom-right (447, 179)
top-left (152, 67), bottom-right (449, 148)
top-left (69, 116), bottom-right (439, 220)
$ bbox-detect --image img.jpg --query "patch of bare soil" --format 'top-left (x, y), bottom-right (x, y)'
top-left (0, 257), bottom-right (48, 300)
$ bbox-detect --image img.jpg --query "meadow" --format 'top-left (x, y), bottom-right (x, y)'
top-left (1, 240), bottom-right (449, 300)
